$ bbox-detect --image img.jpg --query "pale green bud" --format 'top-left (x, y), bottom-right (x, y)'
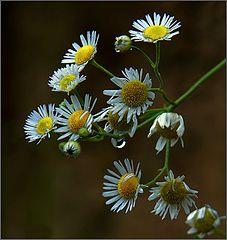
top-left (114, 35), bottom-right (132, 53)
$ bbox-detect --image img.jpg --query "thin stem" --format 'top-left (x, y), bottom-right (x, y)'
top-left (90, 59), bottom-right (114, 78)
top-left (143, 140), bottom-right (170, 188)
top-left (131, 45), bottom-right (155, 68)
top-left (149, 88), bottom-right (174, 105)
top-left (137, 110), bottom-right (165, 130)
top-left (167, 58), bottom-right (226, 112)
top-left (154, 42), bottom-right (165, 89)
top-left (155, 42), bottom-right (161, 68)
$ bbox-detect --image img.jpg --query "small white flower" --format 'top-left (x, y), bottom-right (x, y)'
top-left (103, 67), bottom-right (155, 129)
top-left (148, 170), bottom-right (198, 220)
top-left (24, 104), bottom-right (59, 144)
top-left (55, 94), bottom-right (97, 141)
top-left (148, 112), bottom-right (185, 154)
top-left (48, 64), bottom-right (86, 94)
top-left (129, 12), bottom-right (181, 43)
top-left (61, 30), bottom-right (99, 71)
top-left (114, 35), bottom-right (132, 52)
top-left (186, 205), bottom-right (225, 238)
top-left (103, 158), bottom-right (143, 213)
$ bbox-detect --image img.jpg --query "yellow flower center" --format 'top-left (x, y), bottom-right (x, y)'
top-left (36, 117), bottom-right (53, 135)
top-left (117, 173), bottom-right (139, 199)
top-left (194, 208), bottom-right (216, 233)
top-left (121, 80), bottom-right (148, 107)
top-left (160, 180), bottom-right (188, 204)
top-left (68, 110), bottom-right (90, 133)
top-left (59, 74), bottom-right (76, 91)
top-left (143, 25), bottom-right (168, 40)
top-left (108, 111), bottom-right (133, 131)
top-left (75, 45), bottom-right (95, 65)
top-left (156, 122), bottom-right (180, 139)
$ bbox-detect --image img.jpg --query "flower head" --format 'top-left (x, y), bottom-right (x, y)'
top-left (103, 68), bottom-right (155, 129)
top-left (186, 205), bottom-right (224, 238)
top-left (114, 35), bottom-right (132, 52)
top-left (129, 12), bottom-right (181, 43)
top-left (55, 94), bottom-right (97, 141)
top-left (103, 158), bottom-right (143, 213)
top-left (48, 64), bottom-right (86, 94)
top-left (148, 170), bottom-right (198, 220)
top-left (59, 140), bottom-right (81, 158)
top-left (61, 31), bottom-right (99, 71)
top-left (24, 104), bottom-right (59, 144)
top-left (148, 112), bottom-right (185, 154)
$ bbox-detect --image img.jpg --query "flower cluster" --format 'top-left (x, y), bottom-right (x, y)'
top-left (24, 12), bottom-right (225, 238)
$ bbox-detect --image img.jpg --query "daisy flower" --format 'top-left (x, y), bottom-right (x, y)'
top-left (48, 64), bottom-right (86, 94)
top-left (61, 30), bottom-right (99, 71)
top-left (103, 158), bottom-right (143, 213)
top-left (24, 104), bottom-right (59, 144)
top-left (103, 68), bottom-right (155, 128)
top-left (129, 12), bottom-right (181, 43)
top-left (148, 170), bottom-right (198, 220)
top-left (55, 94), bottom-right (97, 141)
top-left (148, 112), bottom-right (185, 154)
top-left (186, 205), bottom-right (225, 238)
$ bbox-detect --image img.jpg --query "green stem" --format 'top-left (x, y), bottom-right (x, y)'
top-left (143, 140), bottom-right (170, 188)
top-left (137, 110), bottom-right (165, 130)
top-left (131, 45), bottom-right (155, 68)
top-left (154, 42), bottom-right (165, 89)
top-left (149, 88), bottom-right (174, 105)
top-left (155, 42), bottom-right (161, 68)
top-left (90, 59), bottom-right (114, 78)
top-left (167, 58), bottom-right (226, 112)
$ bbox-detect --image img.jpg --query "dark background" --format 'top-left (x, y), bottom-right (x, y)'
top-left (2, 1), bottom-right (226, 238)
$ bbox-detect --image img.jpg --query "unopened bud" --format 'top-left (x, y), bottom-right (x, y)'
top-left (114, 35), bottom-right (132, 53)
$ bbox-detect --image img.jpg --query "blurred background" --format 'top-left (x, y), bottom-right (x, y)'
top-left (2, 1), bottom-right (226, 238)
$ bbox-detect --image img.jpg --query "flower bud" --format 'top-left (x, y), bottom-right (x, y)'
top-left (59, 140), bottom-right (81, 158)
top-left (114, 35), bottom-right (132, 53)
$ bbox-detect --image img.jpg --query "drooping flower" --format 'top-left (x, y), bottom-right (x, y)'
top-left (186, 205), bottom-right (225, 238)
top-left (103, 158), bottom-right (143, 213)
top-left (55, 94), bottom-right (97, 141)
top-left (48, 64), bottom-right (86, 94)
top-left (24, 104), bottom-right (59, 144)
top-left (61, 31), bottom-right (99, 71)
top-left (148, 170), bottom-right (198, 220)
top-left (103, 67), bottom-right (155, 129)
top-left (94, 106), bottom-right (137, 137)
top-left (129, 12), bottom-right (181, 43)
top-left (148, 112), bottom-right (185, 154)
